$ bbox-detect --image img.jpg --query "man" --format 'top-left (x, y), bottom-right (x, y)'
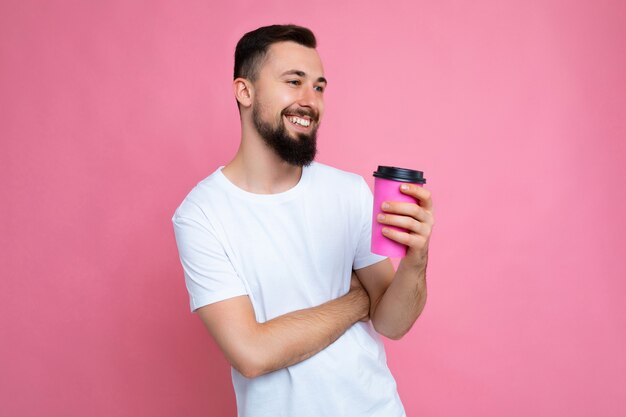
top-left (172, 24), bottom-right (434, 417)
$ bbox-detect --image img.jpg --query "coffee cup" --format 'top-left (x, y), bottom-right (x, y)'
top-left (371, 166), bottom-right (426, 257)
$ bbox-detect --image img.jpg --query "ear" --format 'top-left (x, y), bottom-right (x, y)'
top-left (233, 78), bottom-right (253, 108)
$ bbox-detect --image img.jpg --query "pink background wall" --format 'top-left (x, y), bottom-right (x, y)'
top-left (2, 0), bottom-right (625, 416)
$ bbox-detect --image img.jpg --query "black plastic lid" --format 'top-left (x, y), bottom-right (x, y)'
top-left (373, 166), bottom-right (426, 184)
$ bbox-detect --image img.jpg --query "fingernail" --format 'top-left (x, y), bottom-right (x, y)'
top-left (401, 184), bottom-right (409, 191)
top-left (382, 202), bottom-right (390, 210)
top-left (377, 214), bottom-right (385, 221)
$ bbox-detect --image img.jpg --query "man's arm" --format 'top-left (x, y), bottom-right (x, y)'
top-left (196, 273), bottom-right (369, 379)
top-left (354, 183), bottom-right (434, 340)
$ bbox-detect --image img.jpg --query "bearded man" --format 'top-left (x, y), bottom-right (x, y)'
top-left (172, 24), bottom-right (434, 417)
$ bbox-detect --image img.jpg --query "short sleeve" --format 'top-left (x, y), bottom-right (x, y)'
top-left (172, 204), bottom-right (248, 313)
top-left (353, 177), bottom-right (387, 270)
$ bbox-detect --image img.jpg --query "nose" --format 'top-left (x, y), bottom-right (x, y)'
top-left (297, 84), bottom-right (320, 110)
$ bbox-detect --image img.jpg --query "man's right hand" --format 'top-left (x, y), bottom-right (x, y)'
top-left (196, 271), bottom-right (374, 379)
top-left (350, 271), bottom-right (371, 322)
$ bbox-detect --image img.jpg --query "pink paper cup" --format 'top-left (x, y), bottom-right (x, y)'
top-left (371, 166), bottom-right (426, 258)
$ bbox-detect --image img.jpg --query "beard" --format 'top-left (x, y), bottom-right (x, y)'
top-left (252, 103), bottom-right (319, 167)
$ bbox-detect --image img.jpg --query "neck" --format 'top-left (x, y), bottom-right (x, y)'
top-left (222, 119), bottom-right (304, 194)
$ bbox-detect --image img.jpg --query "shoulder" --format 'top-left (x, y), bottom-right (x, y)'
top-left (172, 168), bottom-right (225, 222)
top-left (307, 162), bottom-right (373, 220)
top-left (308, 161), bottom-right (368, 190)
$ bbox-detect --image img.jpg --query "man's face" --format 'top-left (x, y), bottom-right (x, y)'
top-left (250, 41), bottom-right (326, 166)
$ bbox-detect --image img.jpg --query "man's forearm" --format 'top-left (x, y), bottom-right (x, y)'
top-left (371, 260), bottom-right (428, 340)
top-left (366, 181), bottom-right (434, 340)
top-left (243, 286), bottom-right (369, 378)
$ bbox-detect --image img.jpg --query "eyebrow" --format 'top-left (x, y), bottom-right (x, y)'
top-left (281, 69), bottom-right (328, 85)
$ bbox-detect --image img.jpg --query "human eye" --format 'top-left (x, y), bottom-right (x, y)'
top-left (287, 79), bottom-right (301, 86)
top-left (314, 85), bottom-right (325, 93)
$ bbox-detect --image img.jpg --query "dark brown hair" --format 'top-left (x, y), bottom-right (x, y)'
top-left (234, 24), bottom-right (317, 82)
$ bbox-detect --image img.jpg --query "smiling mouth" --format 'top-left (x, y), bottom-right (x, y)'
top-left (285, 114), bottom-right (312, 128)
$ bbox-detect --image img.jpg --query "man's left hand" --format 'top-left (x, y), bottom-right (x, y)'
top-left (377, 184), bottom-right (434, 269)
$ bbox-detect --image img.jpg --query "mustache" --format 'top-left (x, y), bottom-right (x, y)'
top-left (282, 108), bottom-right (319, 122)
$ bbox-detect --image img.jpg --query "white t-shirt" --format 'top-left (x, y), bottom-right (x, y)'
top-left (172, 161), bottom-right (406, 417)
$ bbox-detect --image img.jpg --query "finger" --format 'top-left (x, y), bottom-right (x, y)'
top-left (382, 201), bottom-right (433, 224)
top-left (381, 226), bottom-right (428, 250)
top-left (399, 184), bottom-right (433, 212)
top-left (377, 212), bottom-right (422, 235)
top-left (379, 214), bottom-right (433, 239)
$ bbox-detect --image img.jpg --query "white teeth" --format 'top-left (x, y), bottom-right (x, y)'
top-left (287, 116), bottom-right (310, 127)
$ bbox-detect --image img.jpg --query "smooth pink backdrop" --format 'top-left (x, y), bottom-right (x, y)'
top-left (2, 0), bottom-right (625, 416)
